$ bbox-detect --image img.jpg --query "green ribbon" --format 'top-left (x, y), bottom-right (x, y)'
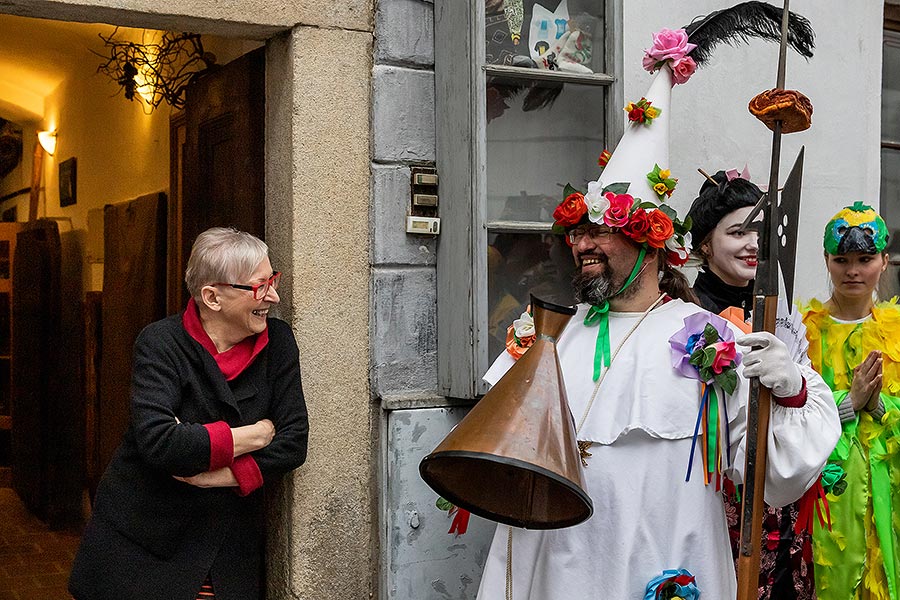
top-left (584, 302), bottom-right (611, 381)
top-left (707, 386), bottom-right (719, 479)
top-left (583, 248), bottom-right (647, 381)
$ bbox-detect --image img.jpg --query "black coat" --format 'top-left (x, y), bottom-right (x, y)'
top-left (69, 315), bottom-right (309, 600)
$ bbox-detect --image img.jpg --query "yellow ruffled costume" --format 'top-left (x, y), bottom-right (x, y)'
top-left (800, 299), bottom-right (900, 600)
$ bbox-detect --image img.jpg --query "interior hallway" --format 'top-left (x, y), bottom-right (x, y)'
top-left (0, 488), bottom-right (77, 599)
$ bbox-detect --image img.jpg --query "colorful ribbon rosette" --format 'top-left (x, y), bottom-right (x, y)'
top-left (436, 496), bottom-right (471, 536)
top-left (669, 311), bottom-right (742, 488)
top-left (794, 462), bottom-right (845, 536)
top-left (505, 308), bottom-right (535, 360)
top-left (643, 568), bottom-right (701, 600)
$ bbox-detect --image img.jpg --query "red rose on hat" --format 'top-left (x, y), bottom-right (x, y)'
top-left (646, 209), bottom-right (675, 248)
top-left (553, 192), bottom-right (588, 227)
top-left (622, 208), bottom-right (650, 243)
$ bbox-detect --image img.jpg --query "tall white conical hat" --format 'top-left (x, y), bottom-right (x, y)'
top-left (596, 66), bottom-right (673, 201)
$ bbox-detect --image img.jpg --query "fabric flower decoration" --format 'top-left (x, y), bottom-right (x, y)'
top-left (512, 310), bottom-right (534, 339)
top-left (670, 56), bottom-right (697, 85)
top-left (625, 97), bottom-right (660, 125)
top-left (584, 180), bottom-right (610, 222)
top-left (642, 28), bottom-right (698, 85)
top-left (666, 245), bottom-right (690, 267)
top-left (643, 568), bottom-right (700, 600)
top-left (646, 209), bottom-right (675, 249)
top-left (551, 163), bottom-right (690, 266)
top-left (820, 462), bottom-right (847, 496)
top-left (621, 207), bottom-right (650, 243)
top-left (669, 311), bottom-right (742, 394)
top-left (603, 192), bottom-right (634, 228)
top-left (552, 192), bottom-right (588, 228)
top-left (597, 149), bottom-right (612, 168)
top-left (506, 309), bottom-right (536, 360)
top-left (644, 28), bottom-right (696, 64)
top-left (646, 164), bottom-right (677, 198)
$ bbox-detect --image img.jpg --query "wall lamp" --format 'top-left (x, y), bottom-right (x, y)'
top-left (37, 130), bottom-right (57, 156)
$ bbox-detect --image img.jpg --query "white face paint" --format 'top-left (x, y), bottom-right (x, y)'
top-left (704, 206), bottom-right (759, 287)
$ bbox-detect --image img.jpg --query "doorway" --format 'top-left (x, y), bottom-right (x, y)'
top-left (0, 12), bottom-right (268, 596)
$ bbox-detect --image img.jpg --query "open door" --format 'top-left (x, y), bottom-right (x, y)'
top-left (92, 47), bottom-right (266, 482)
top-left (97, 194), bottom-right (168, 477)
top-left (172, 47), bottom-right (266, 309)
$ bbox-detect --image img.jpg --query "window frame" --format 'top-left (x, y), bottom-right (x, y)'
top-left (435, 0), bottom-right (624, 398)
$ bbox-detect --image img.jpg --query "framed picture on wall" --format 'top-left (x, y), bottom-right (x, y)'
top-left (59, 157), bottom-right (77, 207)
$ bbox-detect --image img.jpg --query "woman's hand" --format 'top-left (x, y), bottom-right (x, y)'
top-left (850, 350), bottom-right (882, 411)
top-left (174, 467), bottom-right (238, 488)
top-left (253, 419), bottom-right (275, 447)
top-left (232, 419), bottom-right (275, 458)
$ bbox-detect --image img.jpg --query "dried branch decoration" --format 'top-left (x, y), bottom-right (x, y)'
top-left (94, 28), bottom-right (216, 111)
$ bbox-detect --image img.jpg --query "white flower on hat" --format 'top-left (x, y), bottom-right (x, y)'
top-left (665, 230), bottom-right (692, 266)
top-left (584, 180), bottom-right (610, 223)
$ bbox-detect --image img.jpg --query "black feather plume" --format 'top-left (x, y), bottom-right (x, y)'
top-left (683, 1), bottom-right (814, 67)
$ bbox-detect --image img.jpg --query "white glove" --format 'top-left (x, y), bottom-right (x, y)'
top-left (736, 331), bottom-right (803, 398)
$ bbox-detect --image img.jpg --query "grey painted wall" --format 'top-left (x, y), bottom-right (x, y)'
top-left (371, 0), bottom-right (439, 400)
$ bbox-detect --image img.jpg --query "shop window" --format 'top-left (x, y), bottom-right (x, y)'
top-left (436, 0), bottom-right (622, 398)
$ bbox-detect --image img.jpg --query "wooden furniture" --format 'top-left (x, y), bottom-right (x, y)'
top-left (0, 221), bottom-right (22, 487)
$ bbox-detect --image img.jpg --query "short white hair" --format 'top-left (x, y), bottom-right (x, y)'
top-left (185, 227), bottom-right (269, 298)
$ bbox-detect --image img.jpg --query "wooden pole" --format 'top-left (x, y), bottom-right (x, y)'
top-left (736, 2), bottom-right (791, 599)
top-left (28, 139), bottom-right (43, 222)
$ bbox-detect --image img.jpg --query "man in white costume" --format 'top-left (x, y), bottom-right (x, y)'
top-left (478, 217), bottom-right (840, 598)
top-left (476, 16), bottom-right (840, 600)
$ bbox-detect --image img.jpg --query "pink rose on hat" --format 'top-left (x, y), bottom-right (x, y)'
top-left (670, 56), bottom-right (697, 85)
top-left (645, 28), bottom-right (696, 64)
top-left (643, 28), bottom-right (698, 84)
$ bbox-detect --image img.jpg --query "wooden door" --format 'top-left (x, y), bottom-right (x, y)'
top-left (175, 47), bottom-right (265, 309)
top-left (97, 193), bottom-right (168, 475)
top-left (11, 221), bottom-right (60, 523)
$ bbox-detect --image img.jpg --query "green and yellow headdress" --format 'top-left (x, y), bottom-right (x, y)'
top-left (823, 202), bottom-right (889, 255)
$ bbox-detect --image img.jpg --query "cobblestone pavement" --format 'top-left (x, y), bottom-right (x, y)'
top-left (0, 488), bottom-right (79, 600)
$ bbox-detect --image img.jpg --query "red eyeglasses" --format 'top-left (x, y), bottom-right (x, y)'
top-left (214, 271), bottom-right (281, 300)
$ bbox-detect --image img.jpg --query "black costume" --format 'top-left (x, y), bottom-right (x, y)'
top-left (69, 315), bottom-right (308, 600)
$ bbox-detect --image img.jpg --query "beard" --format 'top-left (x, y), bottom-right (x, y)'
top-left (573, 270), bottom-right (613, 305)
top-left (572, 261), bottom-right (641, 305)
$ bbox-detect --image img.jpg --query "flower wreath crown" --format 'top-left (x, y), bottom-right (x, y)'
top-left (551, 174), bottom-right (692, 267)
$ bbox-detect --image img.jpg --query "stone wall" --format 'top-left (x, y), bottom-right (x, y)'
top-left (371, 0), bottom-right (438, 400)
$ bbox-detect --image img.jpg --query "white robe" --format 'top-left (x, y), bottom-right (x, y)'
top-left (476, 298), bottom-right (840, 600)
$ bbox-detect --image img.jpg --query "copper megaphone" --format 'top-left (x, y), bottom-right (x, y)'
top-left (420, 296), bottom-right (592, 529)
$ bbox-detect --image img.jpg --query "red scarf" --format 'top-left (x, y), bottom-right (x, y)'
top-left (182, 298), bottom-right (269, 381)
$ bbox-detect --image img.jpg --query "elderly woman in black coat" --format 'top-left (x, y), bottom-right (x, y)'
top-left (69, 227), bottom-right (309, 600)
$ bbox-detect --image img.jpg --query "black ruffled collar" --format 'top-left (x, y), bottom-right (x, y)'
top-left (693, 269), bottom-right (753, 319)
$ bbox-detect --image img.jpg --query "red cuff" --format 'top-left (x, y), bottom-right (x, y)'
top-left (204, 421), bottom-right (234, 471)
top-left (231, 455), bottom-right (264, 496)
top-left (774, 377), bottom-right (807, 408)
